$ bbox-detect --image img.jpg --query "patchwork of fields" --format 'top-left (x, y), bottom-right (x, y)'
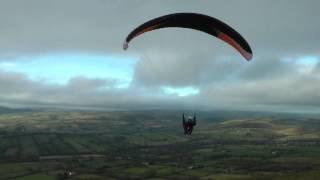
top-left (0, 110), bottom-right (319, 179)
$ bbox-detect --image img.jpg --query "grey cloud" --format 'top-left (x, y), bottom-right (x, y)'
top-left (0, 67), bottom-right (319, 111)
top-left (0, 0), bottom-right (319, 111)
top-left (199, 73), bottom-right (320, 109)
top-left (133, 51), bottom-right (248, 87)
top-left (238, 57), bottom-right (297, 81)
top-left (67, 77), bottom-right (116, 93)
top-left (315, 62), bottom-right (320, 73)
top-left (0, 0), bottom-right (318, 57)
top-left (0, 69), bottom-right (187, 109)
top-left (133, 54), bottom-right (298, 87)
top-left (133, 52), bottom-right (215, 87)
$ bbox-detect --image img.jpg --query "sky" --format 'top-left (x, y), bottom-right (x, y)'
top-left (0, 0), bottom-right (319, 112)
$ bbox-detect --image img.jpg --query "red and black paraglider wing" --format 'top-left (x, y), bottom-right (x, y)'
top-left (123, 13), bottom-right (252, 61)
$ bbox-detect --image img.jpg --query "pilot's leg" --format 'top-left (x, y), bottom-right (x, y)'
top-left (189, 126), bottom-right (194, 135)
top-left (187, 125), bottom-right (192, 135)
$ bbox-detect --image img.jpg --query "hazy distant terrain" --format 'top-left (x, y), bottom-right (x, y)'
top-left (0, 109), bottom-right (319, 179)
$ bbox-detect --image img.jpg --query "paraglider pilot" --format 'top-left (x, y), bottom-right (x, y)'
top-left (182, 113), bottom-right (196, 135)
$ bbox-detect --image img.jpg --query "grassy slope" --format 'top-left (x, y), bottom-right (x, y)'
top-left (0, 111), bottom-right (319, 179)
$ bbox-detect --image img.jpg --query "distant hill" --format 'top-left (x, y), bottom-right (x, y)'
top-left (0, 106), bottom-right (32, 114)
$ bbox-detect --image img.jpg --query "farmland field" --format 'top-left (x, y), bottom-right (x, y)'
top-left (0, 110), bottom-right (319, 179)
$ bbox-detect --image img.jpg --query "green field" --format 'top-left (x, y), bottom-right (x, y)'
top-left (0, 110), bottom-right (319, 179)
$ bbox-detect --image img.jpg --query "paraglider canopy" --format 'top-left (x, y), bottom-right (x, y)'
top-left (123, 13), bottom-right (253, 61)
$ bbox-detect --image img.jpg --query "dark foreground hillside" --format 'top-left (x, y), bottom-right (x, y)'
top-left (0, 110), bottom-right (319, 179)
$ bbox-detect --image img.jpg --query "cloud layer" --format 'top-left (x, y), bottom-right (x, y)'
top-left (0, 0), bottom-right (319, 112)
